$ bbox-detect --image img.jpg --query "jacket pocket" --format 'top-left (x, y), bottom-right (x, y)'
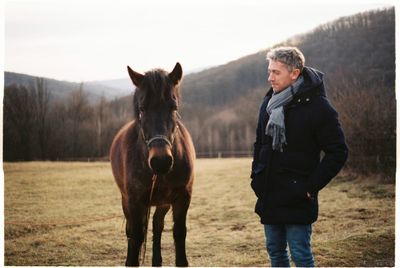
top-left (287, 178), bottom-right (308, 201)
top-left (272, 177), bottom-right (308, 206)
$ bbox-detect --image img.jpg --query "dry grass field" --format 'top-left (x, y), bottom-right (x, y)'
top-left (4, 159), bottom-right (395, 266)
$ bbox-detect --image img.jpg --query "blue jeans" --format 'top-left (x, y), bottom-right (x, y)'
top-left (264, 224), bottom-right (314, 267)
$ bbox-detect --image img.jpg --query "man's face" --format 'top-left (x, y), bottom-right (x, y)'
top-left (268, 60), bottom-right (300, 93)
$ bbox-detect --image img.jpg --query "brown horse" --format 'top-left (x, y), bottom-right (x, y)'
top-left (110, 63), bottom-right (195, 267)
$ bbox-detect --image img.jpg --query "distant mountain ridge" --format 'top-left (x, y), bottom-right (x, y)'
top-left (5, 8), bottom-right (394, 110)
top-left (4, 71), bottom-right (131, 103)
top-left (87, 65), bottom-right (215, 93)
top-left (86, 78), bottom-right (133, 95)
top-left (4, 65), bottom-right (214, 103)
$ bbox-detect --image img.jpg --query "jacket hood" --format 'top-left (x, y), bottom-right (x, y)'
top-left (300, 66), bottom-right (326, 96)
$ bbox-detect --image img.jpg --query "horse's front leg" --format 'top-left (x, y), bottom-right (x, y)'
top-left (172, 192), bottom-right (191, 267)
top-left (152, 205), bottom-right (171, 266)
top-left (125, 203), bottom-right (147, 267)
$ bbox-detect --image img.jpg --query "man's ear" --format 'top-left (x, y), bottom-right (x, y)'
top-left (291, 69), bottom-right (301, 80)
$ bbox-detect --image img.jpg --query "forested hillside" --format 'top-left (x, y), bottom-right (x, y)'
top-left (180, 8), bottom-right (395, 107)
top-left (180, 8), bottom-right (395, 176)
top-left (4, 8), bottom-right (395, 177)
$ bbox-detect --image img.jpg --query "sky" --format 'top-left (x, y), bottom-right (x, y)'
top-left (4, 0), bottom-right (396, 82)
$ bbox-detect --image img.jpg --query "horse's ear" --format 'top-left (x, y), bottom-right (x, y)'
top-left (169, 62), bottom-right (183, 85)
top-left (127, 66), bottom-right (144, 87)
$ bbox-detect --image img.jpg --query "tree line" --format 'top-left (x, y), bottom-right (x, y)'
top-left (4, 70), bottom-right (395, 179)
top-left (3, 78), bottom-right (129, 161)
top-left (3, 72), bottom-right (396, 178)
top-left (4, 78), bottom-right (258, 161)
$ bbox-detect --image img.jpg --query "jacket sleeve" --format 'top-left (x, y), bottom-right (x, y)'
top-left (307, 98), bottom-right (348, 194)
top-left (251, 97), bottom-right (267, 178)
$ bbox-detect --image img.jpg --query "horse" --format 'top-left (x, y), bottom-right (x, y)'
top-left (110, 62), bottom-right (195, 267)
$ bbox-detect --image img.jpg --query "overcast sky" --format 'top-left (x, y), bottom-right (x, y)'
top-left (4, 0), bottom-right (395, 82)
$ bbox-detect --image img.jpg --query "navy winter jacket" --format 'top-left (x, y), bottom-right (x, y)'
top-left (251, 66), bottom-right (348, 224)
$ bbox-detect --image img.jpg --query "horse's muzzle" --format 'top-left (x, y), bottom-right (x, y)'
top-left (148, 145), bottom-right (174, 175)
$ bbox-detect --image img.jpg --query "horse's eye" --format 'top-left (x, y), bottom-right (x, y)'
top-left (170, 99), bottom-right (178, 111)
top-left (139, 106), bottom-right (145, 112)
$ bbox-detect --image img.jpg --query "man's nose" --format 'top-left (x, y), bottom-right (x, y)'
top-left (268, 73), bottom-right (273, 81)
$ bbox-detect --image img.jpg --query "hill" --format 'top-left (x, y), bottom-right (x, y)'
top-left (180, 8), bottom-right (395, 108)
top-left (4, 65), bottom-right (215, 104)
top-left (86, 78), bottom-right (132, 96)
top-left (178, 8), bottom-right (395, 175)
top-left (4, 72), bottom-right (128, 103)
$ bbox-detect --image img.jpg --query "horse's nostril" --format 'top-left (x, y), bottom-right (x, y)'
top-left (149, 155), bottom-right (173, 174)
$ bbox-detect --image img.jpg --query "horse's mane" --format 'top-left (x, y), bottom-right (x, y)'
top-left (133, 69), bottom-right (181, 119)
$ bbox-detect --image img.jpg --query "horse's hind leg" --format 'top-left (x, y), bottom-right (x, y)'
top-left (125, 204), bottom-right (147, 267)
top-left (172, 193), bottom-right (191, 267)
top-left (152, 205), bottom-right (171, 266)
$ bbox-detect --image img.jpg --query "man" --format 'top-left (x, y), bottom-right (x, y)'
top-left (250, 46), bottom-right (348, 267)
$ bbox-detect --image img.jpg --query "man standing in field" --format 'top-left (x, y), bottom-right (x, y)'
top-left (250, 46), bottom-right (348, 267)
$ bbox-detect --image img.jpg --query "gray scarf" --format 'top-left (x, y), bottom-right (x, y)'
top-left (265, 76), bottom-right (304, 152)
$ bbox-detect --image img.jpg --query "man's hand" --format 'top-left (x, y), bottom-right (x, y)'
top-left (306, 192), bottom-right (314, 200)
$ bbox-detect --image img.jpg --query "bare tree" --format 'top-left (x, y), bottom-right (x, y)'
top-left (330, 73), bottom-right (395, 177)
top-left (47, 101), bottom-right (68, 160)
top-left (67, 83), bottom-right (92, 157)
top-left (4, 85), bottom-right (36, 160)
top-left (35, 77), bottom-right (51, 159)
top-left (95, 95), bottom-right (108, 157)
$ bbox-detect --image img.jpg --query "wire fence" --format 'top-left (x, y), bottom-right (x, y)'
top-left (195, 151), bottom-right (252, 158)
top-left (45, 151), bottom-right (253, 162)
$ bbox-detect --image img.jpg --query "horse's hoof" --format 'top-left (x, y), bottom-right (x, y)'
top-left (152, 256), bottom-right (163, 267)
top-left (176, 260), bottom-right (189, 267)
top-left (152, 260), bottom-right (162, 266)
top-left (125, 259), bottom-right (139, 267)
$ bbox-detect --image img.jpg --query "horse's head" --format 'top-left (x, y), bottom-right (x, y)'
top-left (128, 63), bottom-right (183, 175)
